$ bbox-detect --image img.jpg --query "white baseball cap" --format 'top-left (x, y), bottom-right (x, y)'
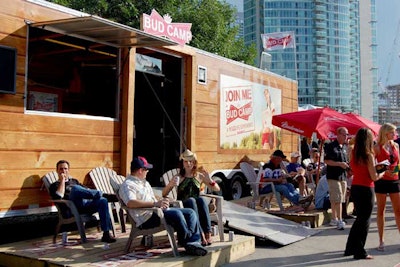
top-left (290, 151), bottom-right (301, 158)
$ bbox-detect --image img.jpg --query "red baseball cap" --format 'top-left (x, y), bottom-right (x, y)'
top-left (131, 156), bottom-right (153, 170)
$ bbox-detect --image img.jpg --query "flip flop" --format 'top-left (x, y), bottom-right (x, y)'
top-left (377, 243), bottom-right (385, 251)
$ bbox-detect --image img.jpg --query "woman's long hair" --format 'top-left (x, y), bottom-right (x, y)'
top-left (178, 159), bottom-right (198, 177)
top-left (377, 122), bottom-right (396, 146)
top-left (353, 127), bottom-right (374, 165)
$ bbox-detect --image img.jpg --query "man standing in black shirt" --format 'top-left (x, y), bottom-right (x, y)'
top-left (324, 127), bottom-right (349, 230)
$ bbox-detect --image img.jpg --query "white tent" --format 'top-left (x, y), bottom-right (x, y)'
top-left (298, 104), bottom-right (322, 111)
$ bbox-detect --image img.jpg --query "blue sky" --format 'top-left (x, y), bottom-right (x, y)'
top-left (377, 0), bottom-right (400, 87)
top-left (226, 0), bottom-right (400, 88)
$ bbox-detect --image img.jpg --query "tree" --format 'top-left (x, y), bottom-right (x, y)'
top-left (49, 0), bottom-right (257, 65)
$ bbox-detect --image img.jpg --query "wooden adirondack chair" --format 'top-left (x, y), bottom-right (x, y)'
top-left (110, 175), bottom-right (179, 256)
top-left (162, 168), bottom-right (225, 242)
top-left (240, 162), bottom-right (284, 211)
top-left (89, 167), bottom-right (126, 234)
top-left (42, 171), bottom-right (100, 243)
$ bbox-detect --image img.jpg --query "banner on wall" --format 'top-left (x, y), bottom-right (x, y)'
top-left (219, 74), bottom-right (281, 150)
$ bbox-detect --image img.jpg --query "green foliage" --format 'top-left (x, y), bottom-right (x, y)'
top-left (48, 0), bottom-right (257, 64)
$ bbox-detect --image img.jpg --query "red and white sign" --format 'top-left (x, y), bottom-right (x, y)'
top-left (141, 9), bottom-right (192, 46)
top-left (261, 31), bottom-right (295, 51)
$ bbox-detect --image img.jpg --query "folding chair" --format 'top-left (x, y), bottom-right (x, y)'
top-left (110, 175), bottom-right (179, 256)
top-left (89, 167), bottom-right (125, 234)
top-left (42, 171), bottom-right (99, 243)
top-left (240, 162), bottom-right (284, 211)
top-left (162, 168), bottom-right (225, 241)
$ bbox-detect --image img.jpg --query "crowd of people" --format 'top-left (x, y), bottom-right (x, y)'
top-left (47, 123), bottom-right (400, 260)
top-left (298, 124), bottom-right (400, 260)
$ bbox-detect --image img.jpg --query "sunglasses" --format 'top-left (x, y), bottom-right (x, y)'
top-left (142, 168), bottom-right (149, 171)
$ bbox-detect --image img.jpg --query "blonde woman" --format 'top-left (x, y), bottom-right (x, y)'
top-left (162, 149), bottom-right (220, 246)
top-left (373, 123), bottom-right (400, 251)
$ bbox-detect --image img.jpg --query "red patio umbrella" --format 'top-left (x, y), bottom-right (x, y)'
top-left (344, 112), bottom-right (381, 136)
top-left (271, 107), bottom-right (365, 140)
top-left (272, 107), bottom-right (366, 184)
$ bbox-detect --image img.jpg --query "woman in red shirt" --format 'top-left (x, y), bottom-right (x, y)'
top-left (374, 123), bottom-right (400, 251)
top-left (344, 128), bottom-right (384, 260)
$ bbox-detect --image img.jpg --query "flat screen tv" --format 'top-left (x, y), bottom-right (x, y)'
top-left (0, 45), bottom-right (17, 94)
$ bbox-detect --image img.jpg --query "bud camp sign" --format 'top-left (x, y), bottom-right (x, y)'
top-left (222, 84), bottom-right (255, 137)
top-left (141, 9), bottom-right (192, 46)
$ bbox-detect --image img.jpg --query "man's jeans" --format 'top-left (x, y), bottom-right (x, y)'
top-left (164, 208), bottom-right (202, 245)
top-left (69, 185), bottom-right (112, 232)
top-left (141, 207), bottom-right (202, 246)
top-left (260, 183), bottom-right (300, 204)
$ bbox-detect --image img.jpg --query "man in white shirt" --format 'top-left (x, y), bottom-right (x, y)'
top-left (119, 156), bottom-right (207, 256)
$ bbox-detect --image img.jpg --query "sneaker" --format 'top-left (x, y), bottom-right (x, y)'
top-left (185, 242), bottom-right (208, 256)
top-left (337, 220), bottom-right (346, 230)
top-left (329, 219), bottom-right (338, 226)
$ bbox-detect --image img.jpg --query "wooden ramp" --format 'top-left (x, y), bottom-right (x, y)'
top-left (0, 224), bottom-right (254, 267)
top-left (223, 200), bottom-right (320, 246)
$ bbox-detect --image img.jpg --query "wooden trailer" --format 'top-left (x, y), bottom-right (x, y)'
top-left (0, 0), bottom-right (298, 217)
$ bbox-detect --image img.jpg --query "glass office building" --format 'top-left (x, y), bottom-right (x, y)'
top-left (244, 0), bottom-right (377, 117)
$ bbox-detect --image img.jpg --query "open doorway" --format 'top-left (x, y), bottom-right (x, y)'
top-left (133, 49), bottom-right (183, 186)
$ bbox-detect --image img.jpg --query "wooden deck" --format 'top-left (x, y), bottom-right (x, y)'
top-left (0, 224), bottom-right (255, 267)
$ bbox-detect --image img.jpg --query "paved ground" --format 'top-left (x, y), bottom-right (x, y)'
top-left (222, 204), bottom-right (400, 267)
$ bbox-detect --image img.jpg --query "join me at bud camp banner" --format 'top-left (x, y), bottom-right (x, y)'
top-left (219, 74), bottom-right (281, 150)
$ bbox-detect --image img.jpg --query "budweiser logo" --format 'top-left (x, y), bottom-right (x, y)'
top-left (226, 102), bottom-right (253, 125)
top-left (266, 35), bottom-right (292, 49)
top-left (261, 31), bottom-right (295, 51)
top-left (280, 121), bottom-right (304, 134)
top-left (142, 9), bottom-right (192, 46)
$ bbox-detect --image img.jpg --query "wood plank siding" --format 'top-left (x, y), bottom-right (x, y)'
top-left (190, 52), bottom-right (298, 170)
top-left (0, 1), bottom-right (123, 213)
top-left (0, 0), bottom-right (298, 214)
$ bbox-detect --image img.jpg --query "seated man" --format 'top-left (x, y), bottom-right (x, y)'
top-left (260, 150), bottom-right (313, 206)
top-left (49, 160), bottom-right (116, 243)
top-left (286, 151), bottom-right (307, 196)
top-left (119, 156), bottom-right (207, 256)
top-left (304, 148), bottom-right (326, 184)
top-left (314, 175), bottom-right (331, 210)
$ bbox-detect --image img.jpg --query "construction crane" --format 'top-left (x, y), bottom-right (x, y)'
top-left (377, 17), bottom-right (400, 125)
top-left (380, 18), bottom-right (400, 88)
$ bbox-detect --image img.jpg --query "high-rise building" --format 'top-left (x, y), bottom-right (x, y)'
top-left (243, 0), bottom-right (378, 119)
top-left (378, 84), bottom-right (400, 126)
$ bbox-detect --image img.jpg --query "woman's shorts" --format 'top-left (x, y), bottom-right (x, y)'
top-left (374, 179), bottom-right (400, 194)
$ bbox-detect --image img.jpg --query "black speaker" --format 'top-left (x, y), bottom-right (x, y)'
top-left (0, 45), bottom-right (17, 94)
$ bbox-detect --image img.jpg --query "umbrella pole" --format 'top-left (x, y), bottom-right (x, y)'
top-left (315, 139), bottom-right (325, 184)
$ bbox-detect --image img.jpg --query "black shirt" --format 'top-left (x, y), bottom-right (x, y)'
top-left (49, 178), bottom-right (81, 200)
top-left (324, 140), bottom-right (348, 181)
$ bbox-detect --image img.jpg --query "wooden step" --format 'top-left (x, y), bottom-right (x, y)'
top-left (0, 225), bottom-right (255, 267)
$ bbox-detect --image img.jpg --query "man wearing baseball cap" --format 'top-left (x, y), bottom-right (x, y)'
top-left (286, 151), bottom-right (307, 197)
top-left (119, 156), bottom-right (207, 256)
top-left (261, 150), bottom-right (313, 206)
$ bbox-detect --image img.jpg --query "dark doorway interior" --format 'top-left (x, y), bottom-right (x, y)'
top-left (133, 50), bottom-right (183, 186)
